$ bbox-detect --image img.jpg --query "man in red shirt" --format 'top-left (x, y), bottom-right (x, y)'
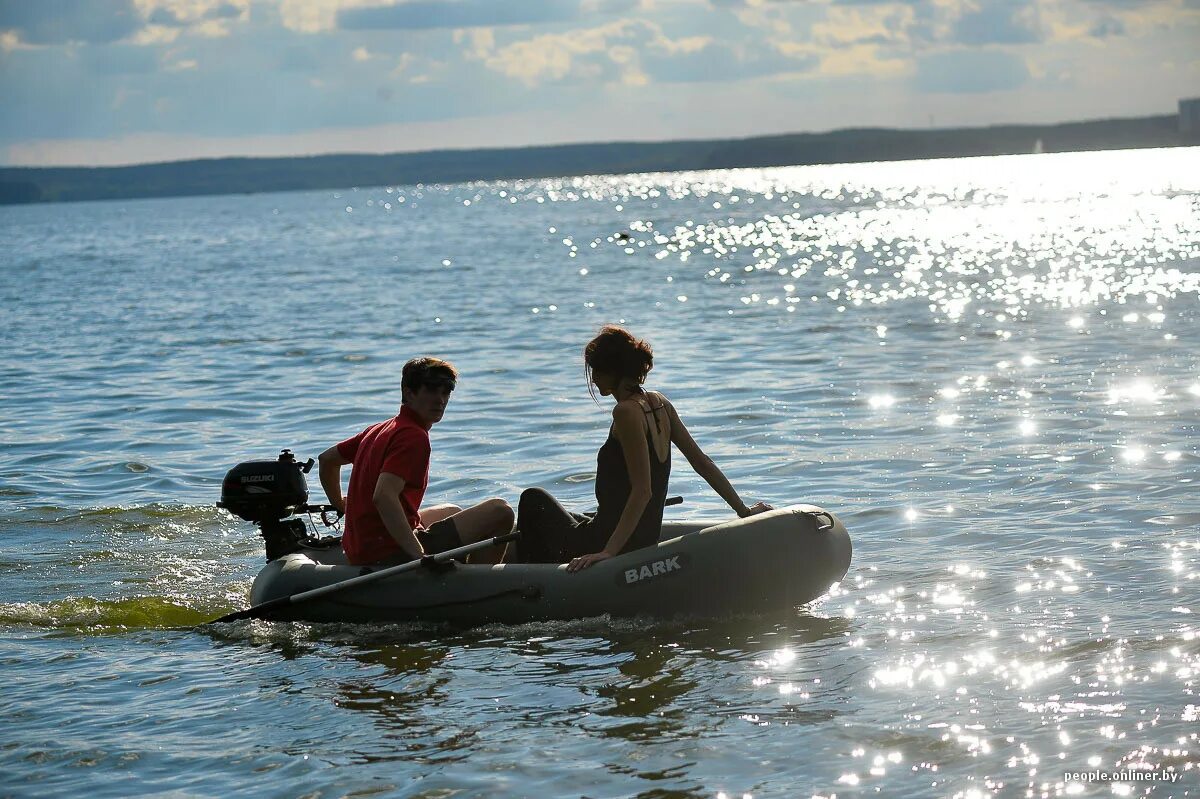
top-left (317, 357), bottom-right (513, 565)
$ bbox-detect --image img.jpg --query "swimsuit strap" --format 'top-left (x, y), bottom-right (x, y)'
top-left (634, 390), bottom-right (666, 436)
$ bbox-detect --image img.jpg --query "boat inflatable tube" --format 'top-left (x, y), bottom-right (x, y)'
top-left (248, 505), bottom-right (852, 625)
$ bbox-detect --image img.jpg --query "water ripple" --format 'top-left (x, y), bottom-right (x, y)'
top-left (2, 148), bottom-right (1199, 796)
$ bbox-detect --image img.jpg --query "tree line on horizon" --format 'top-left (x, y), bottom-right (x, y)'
top-left (0, 114), bottom-right (1191, 206)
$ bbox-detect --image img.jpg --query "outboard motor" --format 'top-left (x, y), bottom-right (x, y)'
top-left (217, 449), bottom-right (341, 561)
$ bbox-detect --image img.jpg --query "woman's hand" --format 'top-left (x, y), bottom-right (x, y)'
top-left (567, 551), bottom-right (613, 572)
top-left (738, 501), bottom-right (774, 518)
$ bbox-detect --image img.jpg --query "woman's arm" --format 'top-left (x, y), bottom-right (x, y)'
top-left (567, 402), bottom-right (652, 572)
top-left (663, 397), bottom-right (770, 517)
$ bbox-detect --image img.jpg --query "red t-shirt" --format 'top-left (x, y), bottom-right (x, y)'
top-left (337, 405), bottom-right (431, 565)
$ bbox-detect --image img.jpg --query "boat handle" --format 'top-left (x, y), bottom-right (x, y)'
top-left (805, 511), bottom-right (835, 531)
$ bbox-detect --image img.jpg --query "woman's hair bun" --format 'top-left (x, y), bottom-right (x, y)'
top-left (584, 325), bottom-right (654, 384)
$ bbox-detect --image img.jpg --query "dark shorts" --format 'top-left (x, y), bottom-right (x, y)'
top-left (418, 517), bottom-right (461, 556)
top-left (516, 487), bottom-right (608, 563)
top-left (372, 517), bottom-right (461, 567)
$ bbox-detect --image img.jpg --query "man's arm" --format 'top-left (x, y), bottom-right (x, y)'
top-left (318, 446), bottom-right (350, 514)
top-left (373, 471), bottom-right (424, 560)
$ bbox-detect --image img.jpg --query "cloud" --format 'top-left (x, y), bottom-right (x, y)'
top-left (818, 0), bottom-right (1052, 50)
top-left (3, 0), bottom-right (1199, 166)
top-left (1046, 0), bottom-right (1192, 42)
top-left (147, 7), bottom-right (184, 27)
top-left (205, 3), bottom-right (243, 20)
top-left (1088, 15), bottom-right (1125, 36)
top-left (480, 18), bottom-right (815, 88)
top-left (338, 0), bottom-right (582, 31)
top-left (915, 48), bottom-right (1030, 93)
top-left (583, 0), bottom-right (643, 12)
top-left (481, 19), bottom-right (645, 86)
top-left (1075, 0), bottom-right (1171, 6)
top-left (642, 40), bottom-right (817, 83)
top-left (814, 42), bottom-right (909, 77)
top-left (952, 0), bottom-right (1042, 45)
top-left (0, 45), bottom-right (130, 140)
top-left (0, 16), bottom-right (528, 146)
top-left (811, 0), bottom-right (950, 52)
top-left (278, 43), bottom-right (322, 71)
top-left (812, 4), bottom-right (916, 48)
top-left (81, 42), bottom-right (160, 74)
top-left (143, 1), bottom-right (244, 26)
top-left (0, 0), bottom-right (142, 44)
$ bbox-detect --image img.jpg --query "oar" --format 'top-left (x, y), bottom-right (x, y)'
top-left (208, 532), bottom-right (520, 624)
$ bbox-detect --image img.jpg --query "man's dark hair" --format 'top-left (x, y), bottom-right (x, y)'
top-left (401, 357), bottom-right (458, 399)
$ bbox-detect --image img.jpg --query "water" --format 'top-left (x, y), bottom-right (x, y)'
top-left (2, 148), bottom-right (1198, 797)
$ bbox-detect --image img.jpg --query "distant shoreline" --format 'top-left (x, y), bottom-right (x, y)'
top-left (1, 113), bottom-right (1194, 206)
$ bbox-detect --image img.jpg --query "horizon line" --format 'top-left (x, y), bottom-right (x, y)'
top-left (1, 110), bottom-right (1182, 172)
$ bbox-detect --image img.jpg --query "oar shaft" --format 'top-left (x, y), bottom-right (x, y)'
top-left (209, 531), bottom-right (518, 624)
top-left (289, 533), bottom-right (516, 603)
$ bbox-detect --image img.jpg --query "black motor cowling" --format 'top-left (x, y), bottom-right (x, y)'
top-left (217, 449), bottom-right (342, 562)
top-left (218, 449), bottom-right (312, 523)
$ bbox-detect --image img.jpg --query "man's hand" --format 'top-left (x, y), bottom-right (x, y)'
top-left (567, 551), bottom-right (613, 573)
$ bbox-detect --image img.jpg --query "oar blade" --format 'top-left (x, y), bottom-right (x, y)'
top-left (208, 594), bottom-right (292, 625)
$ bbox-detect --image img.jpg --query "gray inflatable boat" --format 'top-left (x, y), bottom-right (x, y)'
top-left (247, 505), bottom-right (852, 625)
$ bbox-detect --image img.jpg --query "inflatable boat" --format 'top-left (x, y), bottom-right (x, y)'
top-left (246, 505), bottom-right (850, 624)
top-left (217, 451), bottom-right (852, 625)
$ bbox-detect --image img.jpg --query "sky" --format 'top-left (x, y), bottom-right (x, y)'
top-left (1, 0), bottom-right (1197, 167)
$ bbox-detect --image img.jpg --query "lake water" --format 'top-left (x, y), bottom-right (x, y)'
top-left (2, 147), bottom-right (1198, 797)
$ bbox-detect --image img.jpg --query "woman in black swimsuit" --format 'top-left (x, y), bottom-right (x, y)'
top-left (517, 325), bottom-right (773, 572)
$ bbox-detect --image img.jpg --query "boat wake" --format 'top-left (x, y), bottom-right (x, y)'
top-left (1, 595), bottom-right (225, 631)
